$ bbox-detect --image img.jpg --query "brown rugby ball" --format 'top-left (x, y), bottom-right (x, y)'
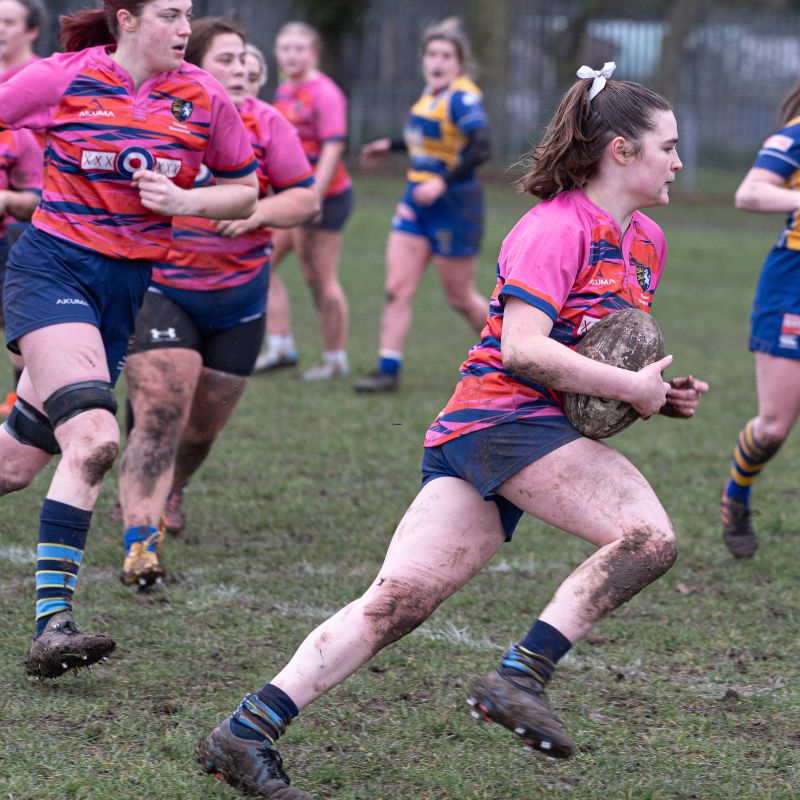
top-left (561, 308), bottom-right (664, 440)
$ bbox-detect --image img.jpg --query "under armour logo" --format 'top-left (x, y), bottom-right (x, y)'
top-left (150, 327), bottom-right (177, 342)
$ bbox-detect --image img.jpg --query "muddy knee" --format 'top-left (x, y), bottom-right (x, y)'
top-left (82, 440), bottom-right (119, 485)
top-left (362, 577), bottom-right (440, 652)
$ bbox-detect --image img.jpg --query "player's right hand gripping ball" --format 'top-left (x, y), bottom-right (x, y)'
top-left (561, 307), bottom-right (664, 440)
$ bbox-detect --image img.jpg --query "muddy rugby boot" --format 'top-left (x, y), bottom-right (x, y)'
top-left (721, 493), bottom-right (758, 559)
top-left (162, 489), bottom-right (185, 535)
top-left (25, 611), bottom-right (115, 678)
top-left (354, 370), bottom-right (398, 393)
top-left (468, 669), bottom-right (576, 759)
top-left (120, 528), bottom-right (165, 587)
top-left (196, 718), bottom-right (311, 799)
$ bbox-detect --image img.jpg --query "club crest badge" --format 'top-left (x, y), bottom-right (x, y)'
top-left (171, 99), bottom-right (193, 122)
top-left (636, 262), bottom-right (651, 292)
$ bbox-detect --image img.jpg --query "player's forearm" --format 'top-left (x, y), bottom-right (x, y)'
top-left (1, 189), bottom-right (39, 221)
top-left (503, 334), bottom-right (640, 402)
top-left (254, 186), bottom-right (319, 228)
top-left (735, 180), bottom-right (800, 214)
top-left (183, 177), bottom-right (258, 220)
top-left (313, 141), bottom-right (345, 198)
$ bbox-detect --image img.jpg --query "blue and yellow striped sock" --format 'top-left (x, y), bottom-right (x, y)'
top-left (725, 420), bottom-right (778, 505)
top-left (35, 499), bottom-right (92, 637)
top-left (229, 684), bottom-right (298, 743)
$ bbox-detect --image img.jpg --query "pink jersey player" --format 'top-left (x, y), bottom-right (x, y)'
top-left (274, 71), bottom-right (351, 198)
top-left (198, 68), bottom-right (708, 799)
top-left (116, 18), bottom-right (318, 598)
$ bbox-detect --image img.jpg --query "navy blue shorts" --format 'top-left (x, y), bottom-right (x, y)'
top-left (392, 179), bottom-right (484, 258)
top-left (750, 247), bottom-right (800, 359)
top-left (130, 264), bottom-right (269, 376)
top-left (305, 187), bottom-right (353, 232)
top-left (3, 226), bottom-right (151, 385)
top-left (421, 416), bottom-right (582, 540)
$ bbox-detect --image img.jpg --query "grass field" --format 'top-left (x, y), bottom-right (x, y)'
top-left (1, 172), bottom-right (799, 800)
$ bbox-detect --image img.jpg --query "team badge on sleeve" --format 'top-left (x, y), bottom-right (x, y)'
top-left (171, 99), bottom-right (193, 122)
top-left (763, 134), bottom-right (793, 153)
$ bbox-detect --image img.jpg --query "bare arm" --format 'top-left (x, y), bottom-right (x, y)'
top-left (215, 186), bottom-right (320, 237)
top-left (0, 189), bottom-right (39, 220)
top-left (132, 170), bottom-right (259, 220)
top-left (314, 140), bottom-right (346, 198)
top-left (500, 297), bottom-right (672, 418)
top-left (734, 167), bottom-right (800, 214)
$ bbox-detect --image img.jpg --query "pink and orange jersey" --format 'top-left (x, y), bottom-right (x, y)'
top-left (425, 188), bottom-right (666, 447)
top-left (0, 46), bottom-right (257, 261)
top-left (273, 72), bottom-right (351, 198)
top-left (753, 116), bottom-right (800, 251)
top-left (154, 96), bottom-right (314, 292)
top-left (0, 128), bottom-right (42, 239)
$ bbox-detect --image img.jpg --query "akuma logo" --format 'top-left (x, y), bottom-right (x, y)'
top-left (79, 98), bottom-right (115, 118)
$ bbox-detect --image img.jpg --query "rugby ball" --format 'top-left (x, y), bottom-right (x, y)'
top-left (561, 308), bottom-right (664, 439)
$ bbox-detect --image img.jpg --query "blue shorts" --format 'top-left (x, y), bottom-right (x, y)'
top-left (3, 226), bottom-right (151, 385)
top-left (151, 261), bottom-right (269, 336)
top-left (750, 247), bottom-right (800, 359)
top-left (305, 187), bottom-right (353, 232)
top-left (421, 416), bottom-right (582, 540)
top-left (130, 264), bottom-right (269, 376)
top-left (391, 179), bottom-right (484, 258)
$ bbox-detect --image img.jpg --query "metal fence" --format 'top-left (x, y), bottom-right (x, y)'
top-left (40, 1), bottom-right (800, 186)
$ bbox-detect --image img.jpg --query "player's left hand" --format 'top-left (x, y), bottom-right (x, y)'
top-left (132, 170), bottom-right (186, 216)
top-left (214, 214), bottom-right (265, 237)
top-left (659, 374), bottom-right (709, 418)
top-left (411, 176), bottom-right (447, 206)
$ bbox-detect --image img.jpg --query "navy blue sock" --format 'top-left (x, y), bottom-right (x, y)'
top-left (500, 620), bottom-right (572, 684)
top-left (377, 355), bottom-right (401, 376)
top-left (230, 684), bottom-right (298, 743)
top-left (519, 619), bottom-right (572, 665)
top-left (35, 499), bottom-right (92, 637)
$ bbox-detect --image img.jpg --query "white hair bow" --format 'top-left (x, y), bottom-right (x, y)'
top-left (576, 61), bottom-right (616, 100)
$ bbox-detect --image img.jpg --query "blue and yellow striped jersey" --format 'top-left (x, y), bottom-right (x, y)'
top-left (754, 115), bottom-right (800, 251)
top-left (403, 75), bottom-right (488, 184)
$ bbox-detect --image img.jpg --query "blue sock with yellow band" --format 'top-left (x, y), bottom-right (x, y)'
top-left (35, 499), bottom-right (92, 637)
top-left (725, 420), bottom-right (779, 505)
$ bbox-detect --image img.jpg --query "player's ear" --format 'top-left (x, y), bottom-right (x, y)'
top-left (117, 9), bottom-right (138, 34)
top-left (609, 135), bottom-right (632, 165)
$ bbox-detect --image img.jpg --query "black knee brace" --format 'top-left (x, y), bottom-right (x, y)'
top-left (5, 397), bottom-right (61, 454)
top-left (43, 380), bottom-right (118, 428)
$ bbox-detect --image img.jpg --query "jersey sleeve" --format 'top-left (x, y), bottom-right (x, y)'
top-left (315, 79), bottom-right (348, 143)
top-left (0, 54), bottom-right (72, 130)
top-left (9, 129), bottom-right (43, 192)
top-left (450, 89), bottom-right (489, 134)
top-left (498, 216), bottom-right (585, 322)
top-left (205, 91), bottom-right (258, 179)
top-left (753, 121), bottom-right (800, 179)
top-left (262, 110), bottom-right (315, 192)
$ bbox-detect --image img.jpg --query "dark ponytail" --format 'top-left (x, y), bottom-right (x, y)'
top-left (57, 1), bottom-right (150, 53)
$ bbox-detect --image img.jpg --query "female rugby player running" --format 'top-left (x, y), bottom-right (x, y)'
top-left (197, 65), bottom-right (707, 798)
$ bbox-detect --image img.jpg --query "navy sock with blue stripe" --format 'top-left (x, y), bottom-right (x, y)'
top-left (230, 683), bottom-right (299, 743)
top-left (501, 619), bottom-right (572, 685)
top-left (35, 499), bottom-right (92, 637)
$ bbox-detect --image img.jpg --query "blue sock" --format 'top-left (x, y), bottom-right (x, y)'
top-left (378, 355), bottom-right (401, 376)
top-left (35, 499), bottom-right (92, 637)
top-left (230, 684), bottom-right (299, 743)
top-left (124, 525), bottom-right (159, 554)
